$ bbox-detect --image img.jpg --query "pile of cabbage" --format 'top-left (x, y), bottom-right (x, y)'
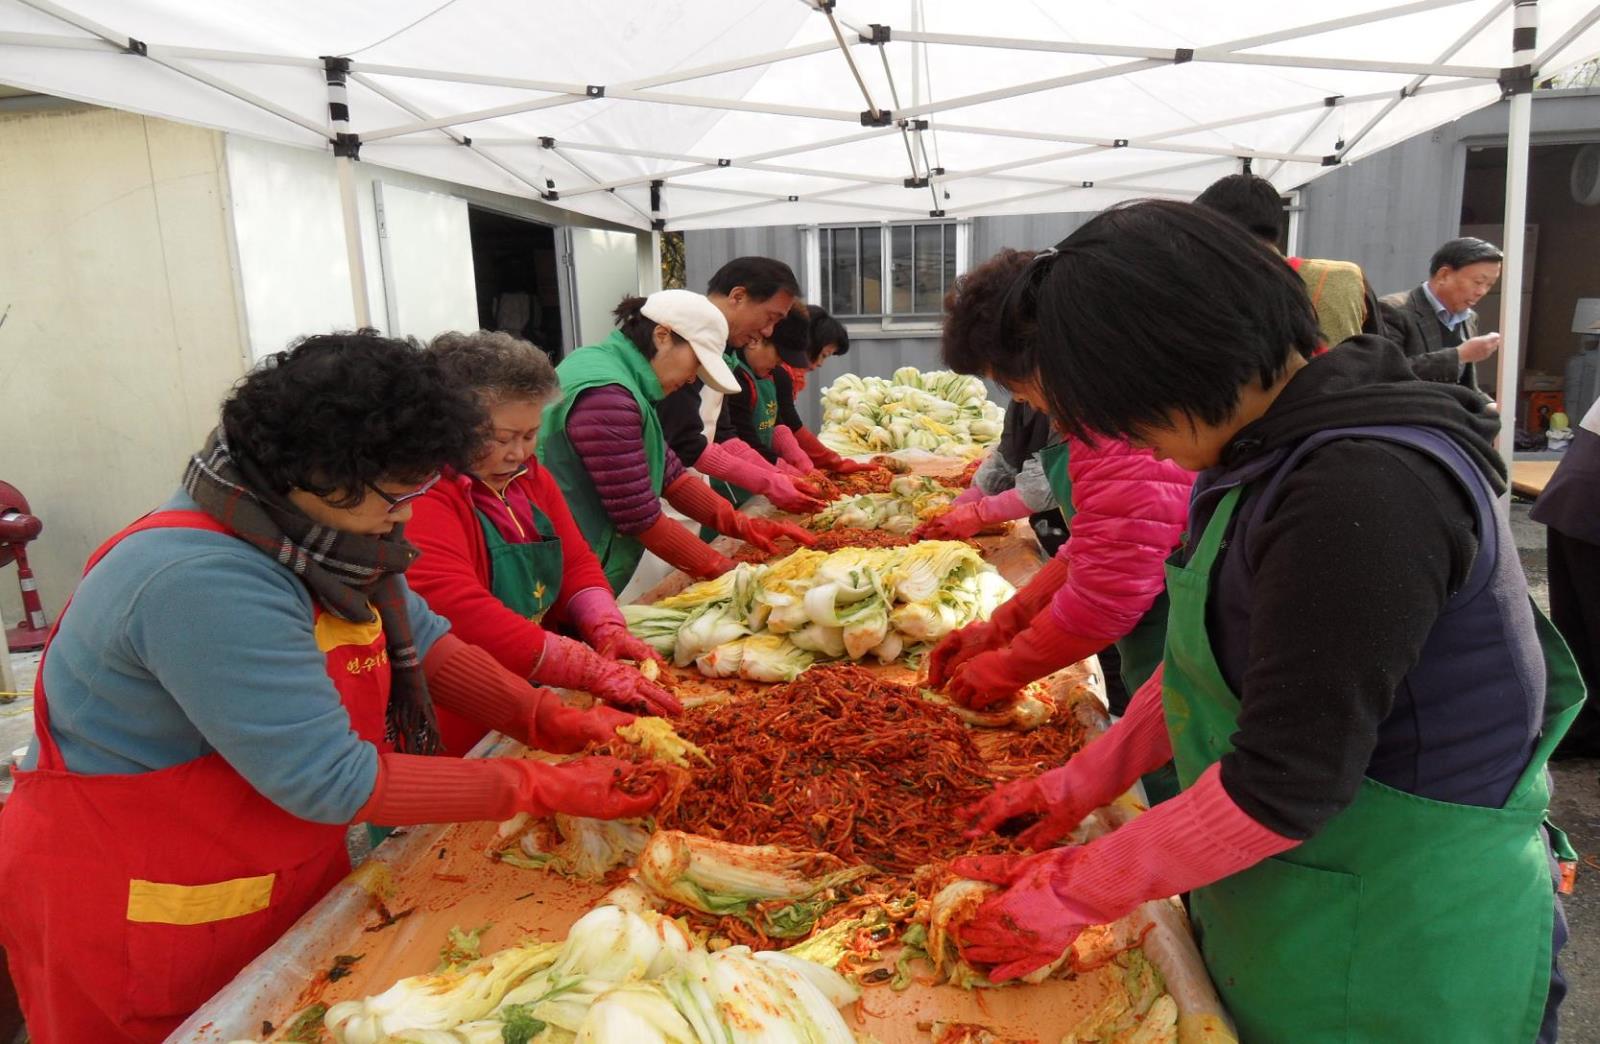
top-left (819, 367), bottom-right (1003, 457)
top-left (623, 542), bottom-right (1013, 682)
top-left (805, 474), bottom-right (958, 534)
top-left (316, 905), bottom-right (859, 1044)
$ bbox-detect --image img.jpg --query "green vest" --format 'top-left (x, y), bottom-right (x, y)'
top-left (1162, 485), bottom-right (1582, 1042)
top-left (708, 352), bottom-right (779, 515)
top-left (537, 330), bottom-right (668, 594)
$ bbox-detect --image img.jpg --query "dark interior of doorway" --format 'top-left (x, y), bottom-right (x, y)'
top-left (468, 207), bottom-right (564, 361)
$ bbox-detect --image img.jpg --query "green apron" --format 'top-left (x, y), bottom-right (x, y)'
top-left (708, 352), bottom-right (779, 509)
top-left (369, 487), bottom-right (567, 850)
top-left (476, 492), bottom-right (564, 621)
top-left (537, 331), bottom-right (668, 594)
top-left (1163, 485), bottom-right (1582, 1043)
top-left (1038, 440), bottom-right (1170, 702)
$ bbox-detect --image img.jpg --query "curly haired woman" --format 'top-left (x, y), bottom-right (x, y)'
top-left (0, 332), bottom-right (668, 1042)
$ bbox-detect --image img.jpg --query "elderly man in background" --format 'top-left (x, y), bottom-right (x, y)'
top-left (1381, 237), bottom-right (1505, 393)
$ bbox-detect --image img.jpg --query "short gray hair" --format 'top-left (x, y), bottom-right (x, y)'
top-left (427, 330), bottom-right (560, 406)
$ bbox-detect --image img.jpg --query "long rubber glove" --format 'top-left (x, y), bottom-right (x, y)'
top-left (566, 586), bottom-right (662, 665)
top-left (634, 512), bottom-right (736, 580)
top-left (945, 608), bottom-right (1105, 710)
top-left (664, 473), bottom-right (817, 552)
top-left (926, 557), bottom-right (1071, 688)
top-left (914, 488), bottom-right (1030, 540)
top-left (964, 666), bottom-right (1172, 849)
top-left (952, 762), bottom-right (1296, 982)
top-left (424, 634), bottom-right (632, 754)
top-left (696, 440), bottom-right (825, 514)
top-left (794, 425), bottom-right (875, 474)
top-left (355, 752), bottom-right (670, 826)
top-left (771, 424), bottom-right (819, 474)
top-left (535, 632), bottom-right (683, 716)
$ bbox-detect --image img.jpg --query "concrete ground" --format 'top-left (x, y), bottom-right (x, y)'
top-left (1, 503), bottom-right (1596, 1038)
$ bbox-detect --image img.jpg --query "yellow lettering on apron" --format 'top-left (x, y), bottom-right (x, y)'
top-left (126, 873), bottom-right (276, 925)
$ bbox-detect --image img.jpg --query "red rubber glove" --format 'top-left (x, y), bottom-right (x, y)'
top-left (945, 610), bottom-right (1105, 710)
top-left (634, 511), bottom-right (736, 580)
top-left (424, 636), bottom-right (634, 754)
top-left (666, 473), bottom-right (817, 552)
top-left (795, 425), bottom-right (874, 473)
top-left (988, 555), bottom-right (1070, 638)
top-left (925, 620), bottom-right (1005, 689)
top-left (536, 633), bottom-right (683, 717)
top-left (566, 586), bottom-right (664, 666)
top-left (953, 762), bottom-right (1296, 981)
top-left (964, 666), bottom-right (1171, 849)
top-left (356, 752), bottom-right (671, 825)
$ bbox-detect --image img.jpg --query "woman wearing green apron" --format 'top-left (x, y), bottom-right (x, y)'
top-left (535, 291), bottom-right (814, 599)
top-left (958, 202), bottom-right (1577, 1041)
top-left (923, 249), bottom-right (1192, 729)
top-left (408, 331), bottom-right (682, 758)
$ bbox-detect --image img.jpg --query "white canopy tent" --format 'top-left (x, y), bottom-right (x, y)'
top-left (3, 0), bottom-right (1598, 459)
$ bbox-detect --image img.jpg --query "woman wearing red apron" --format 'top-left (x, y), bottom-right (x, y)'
top-left (956, 203), bottom-right (1577, 1042)
top-left (0, 333), bottom-right (669, 1042)
top-left (407, 331), bottom-right (681, 758)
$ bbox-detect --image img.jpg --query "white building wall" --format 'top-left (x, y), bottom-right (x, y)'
top-left (0, 105), bottom-right (249, 620)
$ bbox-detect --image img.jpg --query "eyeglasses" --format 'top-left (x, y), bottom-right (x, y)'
top-left (366, 472), bottom-right (441, 513)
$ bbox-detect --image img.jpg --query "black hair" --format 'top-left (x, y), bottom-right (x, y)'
top-left (1194, 173), bottom-right (1284, 244)
top-left (613, 296), bottom-right (661, 359)
top-left (1429, 237), bottom-right (1503, 276)
top-left (1025, 201), bottom-right (1320, 443)
top-left (940, 247), bottom-right (1039, 388)
top-left (428, 330), bottom-right (560, 405)
top-left (806, 305), bottom-right (850, 360)
top-left (768, 305), bottom-right (811, 361)
top-left (706, 256), bottom-right (801, 301)
top-left (221, 330), bottom-right (484, 508)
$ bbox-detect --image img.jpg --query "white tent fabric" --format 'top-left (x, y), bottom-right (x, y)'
top-left (3, 0), bottom-right (1597, 231)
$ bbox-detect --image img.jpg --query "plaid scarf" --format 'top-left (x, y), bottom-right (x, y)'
top-left (183, 428), bottom-right (440, 754)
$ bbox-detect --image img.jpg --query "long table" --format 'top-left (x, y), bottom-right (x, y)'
top-left (169, 475), bottom-right (1234, 1044)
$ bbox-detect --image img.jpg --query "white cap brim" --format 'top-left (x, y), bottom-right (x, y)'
top-left (694, 347), bottom-right (740, 395)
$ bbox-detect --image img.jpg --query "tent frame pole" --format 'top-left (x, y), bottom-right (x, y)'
top-left (1496, 0), bottom-right (1538, 474)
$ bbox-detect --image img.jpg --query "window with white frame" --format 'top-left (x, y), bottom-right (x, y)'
top-left (812, 221), bottom-right (964, 324)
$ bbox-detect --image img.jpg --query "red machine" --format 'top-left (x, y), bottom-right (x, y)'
top-left (0, 481), bottom-right (49, 651)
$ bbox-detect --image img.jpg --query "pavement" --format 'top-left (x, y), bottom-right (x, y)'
top-left (1, 502), bottom-right (1596, 1038)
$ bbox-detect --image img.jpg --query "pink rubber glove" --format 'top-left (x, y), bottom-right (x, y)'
top-left (771, 424), bottom-right (819, 474)
top-left (946, 611), bottom-right (1105, 710)
top-left (423, 636), bottom-right (635, 754)
top-left (964, 666), bottom-right (1171, 848)
top-left (951, 485), bottom-right (984, 507)
top-left (566, 586), bottom-right (664, 665)
top-left (953, 762), bottom-right (1297, 981)
top-left (695, 440), bottom-right (825, 514)
top-left (536, 632), bottom-right (683, 716)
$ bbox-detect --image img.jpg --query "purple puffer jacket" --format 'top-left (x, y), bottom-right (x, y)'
top-left (566, 386), bottom-right (685, 534)
top-left (1049, 436), bottom-right (1193, 641)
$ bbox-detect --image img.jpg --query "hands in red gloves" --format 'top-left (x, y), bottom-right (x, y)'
top-left (914, 502), bottom-right (986, 541)
top-left (945, 612), bottom-right (1104, 710)
top-left (925, 620), bottom-right (1004, 689)
top-left (949, 851), bottom-right (1094, 982)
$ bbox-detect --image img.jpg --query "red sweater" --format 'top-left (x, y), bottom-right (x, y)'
top-left (406, 464), bottom-right (611, 679)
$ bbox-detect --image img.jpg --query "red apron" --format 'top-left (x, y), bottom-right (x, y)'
top-left (0, 511), bottom-right (392, 1042)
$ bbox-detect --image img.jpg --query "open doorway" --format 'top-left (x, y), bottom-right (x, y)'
top-left (1459, 142), bottom-right (1600, 420)
top-left (468, 207), bottom-right (565, 361)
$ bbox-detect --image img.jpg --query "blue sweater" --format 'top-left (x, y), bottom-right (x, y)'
top-left (21, 491), bottom-right (450, 824)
